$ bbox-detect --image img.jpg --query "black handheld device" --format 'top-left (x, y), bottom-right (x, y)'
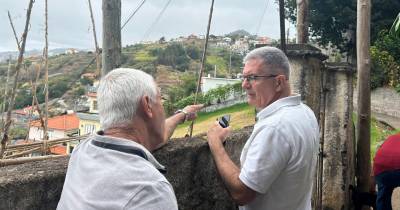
top-left (218, 114), bottom-right (231, 128)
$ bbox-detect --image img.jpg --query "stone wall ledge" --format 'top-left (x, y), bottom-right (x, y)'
top-left (0, 126), bottom-right (252, 210)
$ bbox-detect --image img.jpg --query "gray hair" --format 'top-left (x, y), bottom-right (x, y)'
top-left (243, 46), bottom-right (290, 79)
top-left (97, 68), bottom-right (157, 130)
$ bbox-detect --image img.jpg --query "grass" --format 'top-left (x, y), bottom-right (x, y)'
top-left (173, 106), bottom-right (399, 161)
top-left (171, 103), bottom-right (255, 138)
top-left (353, 113), bottom-right (399, 160)
top-left (134, 50), bottom-right (156, 62)
top-left (206, 55), bottom-right (228, 75)
top-left (370, 118), bottom-right (399, 158)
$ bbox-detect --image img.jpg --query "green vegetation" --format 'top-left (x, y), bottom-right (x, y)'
top-left (353, 113), bottom-right (399, 160)
top-left (168, 82), bottom-right (242, 115)
top-left (172, 102), bottom-right (254, 138)
top-left (0, 41), bottom-right (244, 110)
top-left (370, 30), bottom-right (400, 91)
top-left (284, 0), bottom-right (400, 52)
top-left (178, 102), bottom-right (252, 127)
top-left (370, 118), bottom-right (399, 158)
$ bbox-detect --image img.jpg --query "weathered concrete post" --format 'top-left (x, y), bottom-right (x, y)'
top-left (321, 63), bottom-right (355, 209)
top-left (102, 0), bottom-right (121, 76)
top-left (286, 44), bottom-right (327, 209)
top-left (286, 44), bottom-right (327, 117)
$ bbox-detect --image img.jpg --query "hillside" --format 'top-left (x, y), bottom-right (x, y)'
top-left (0, 38), bottom-right (246, 112)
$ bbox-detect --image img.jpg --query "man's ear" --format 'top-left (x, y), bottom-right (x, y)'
top-left (275, 76), bottom-right (282, 92)
top-left (140, 95), bottom-right (153, 118)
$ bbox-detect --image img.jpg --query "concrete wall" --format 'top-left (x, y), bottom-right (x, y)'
top-left (354, 87), bottom-right (400, 118)
top-left (0, 127), bottom-right (251, 210)
top-left (321, 63), bottom-right (355, 210)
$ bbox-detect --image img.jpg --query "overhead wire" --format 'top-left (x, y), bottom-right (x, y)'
top-left (255, 0), bottom-right (270, 36)
top-left (83, 0), bottom-right (147, 77)
top-left (121, 0), bottom-right (147, 30)
top-left (141, 0), bottom-right (173, 41)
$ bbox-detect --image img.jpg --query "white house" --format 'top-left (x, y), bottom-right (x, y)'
top-left (201, 76), bottom-right (241, 99)
top-left (28, 113), bottom-right (79, 141)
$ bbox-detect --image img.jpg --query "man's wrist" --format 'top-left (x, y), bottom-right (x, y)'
top-left (174, 109), bottom-right (188, 123)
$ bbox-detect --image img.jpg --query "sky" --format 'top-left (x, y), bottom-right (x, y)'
top-left (0, 0), bottom-right (294, 52)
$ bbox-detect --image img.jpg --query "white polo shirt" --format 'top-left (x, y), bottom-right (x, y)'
top-left (57, 134), bottom-right (178, 210)
top-left (239, 95), bottom-right (319, 210)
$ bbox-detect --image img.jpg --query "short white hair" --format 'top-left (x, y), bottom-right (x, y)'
top-left (97, 68), bottom-right (157, 130)
top-left (244, 46), bottom-right (290, 79)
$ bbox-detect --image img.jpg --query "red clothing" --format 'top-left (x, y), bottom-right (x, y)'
top-left (373, 133), bottom-right (400, 176)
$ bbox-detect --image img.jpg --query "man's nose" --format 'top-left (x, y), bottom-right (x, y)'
top-left (242, 79), bottom-right (250, 89)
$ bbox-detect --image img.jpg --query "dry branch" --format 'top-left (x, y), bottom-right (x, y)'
top-left (0, 0), bottom-right (35, 158)
top-left (0, 155), bottom-right (66, 167)
top-left (7, 11), bottom-right (21, 51)
top-left (88, 0), bottom-right (101, 77)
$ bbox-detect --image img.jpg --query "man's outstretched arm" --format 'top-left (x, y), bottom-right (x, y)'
top-left (157, 104), bottom-right (204, 149)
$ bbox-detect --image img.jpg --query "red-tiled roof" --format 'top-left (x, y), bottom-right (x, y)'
top-left (13, 109), bottom-right (27, 115)
top-left (30, 114), bottom-right (79, 131)
top-left (49, 145), bottom-right (67, 155)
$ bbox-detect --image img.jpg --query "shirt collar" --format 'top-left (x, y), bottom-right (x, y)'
top-left (93, 133), bottom-right (167, 173)
top-left (256, 95), bottom-right (301, 120)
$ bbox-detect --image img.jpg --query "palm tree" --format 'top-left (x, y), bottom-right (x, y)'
top-left (390, 13), bottom-right (400, 37)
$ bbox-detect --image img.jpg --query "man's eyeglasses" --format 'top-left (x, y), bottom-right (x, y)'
top-left (240, 74), bottom-right (278, 83)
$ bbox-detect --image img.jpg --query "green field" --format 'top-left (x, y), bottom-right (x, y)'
top-left (173, 104), bottom-right (399, 162)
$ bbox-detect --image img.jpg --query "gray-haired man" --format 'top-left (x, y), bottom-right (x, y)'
top-left (207, 47), bottom-right (319, 210)
top-left (57, 68), bottom-right (203, 210)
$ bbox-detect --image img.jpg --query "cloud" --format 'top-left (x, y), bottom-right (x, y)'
top-left (0, 0), bottom-right (293, 52)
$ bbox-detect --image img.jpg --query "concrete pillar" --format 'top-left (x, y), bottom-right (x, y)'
top-left (321, 63), bottom-right (355, 209)
top-left (287, 44), bottom-right (328, 117)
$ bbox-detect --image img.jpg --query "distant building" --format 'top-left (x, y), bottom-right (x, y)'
top-left (188, 34), bottom-right (198, 40)
top-left (28, 113), bottom-right (79, 141)
top-left (65, 48), bottom-right (79, 54)
top-left (28, 113), bottom-right (80, 155)
top-left (254, 36), bottom-right (272, 45)
top-left (12, 105), bottom-right (40, 125)
top-left (86, 80), bottom-right (99, 114)
top-left (201, 76), bottom-right (241, 94)
top-left (87, 92), bottom-right (98, 114)
top-left (77, 112), bottom-right (100, 135)
top-left (223, 37), bottom-right (232, 43)
top-left (81, 72), bottom-right (97, 80)
top-left (173, 36), bottom-right (186, 42)
top-left (232, 39), bottom-right (250, 55)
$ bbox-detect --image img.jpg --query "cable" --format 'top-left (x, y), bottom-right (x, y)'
top-left (141, 0), bottom-right (173, 41)
top-left (121, 0), bottom-right (147, 30)
top-left (255, 0), bottom-right (270, 36)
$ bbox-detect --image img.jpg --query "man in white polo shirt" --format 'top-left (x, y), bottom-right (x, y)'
top-left (57, 68), bottom-right (202, 210)
top-left (207, 47), bottom-right (319, 210)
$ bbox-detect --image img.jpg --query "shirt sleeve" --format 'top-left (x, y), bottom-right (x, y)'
top-left (239, 126), bottom-right (291, 194)
top-left (124, 181), bottom-right (178, 210)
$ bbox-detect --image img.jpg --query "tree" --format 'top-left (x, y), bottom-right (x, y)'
top-left (185, 45), bottom-right (200, 60)
top-left (159, 36), bottom-right (166, 44)
top-left (370, 30), bottom-right (400, 89)
top-left (156, 43), bottom-right (190, 71)
top-left (284, 0), bottom-right (400, 52)
top-left (390, 13), bottom-right (400, 37)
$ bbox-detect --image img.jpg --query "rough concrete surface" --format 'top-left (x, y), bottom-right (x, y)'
top-left (0, 127), bottom-right (251, 210)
